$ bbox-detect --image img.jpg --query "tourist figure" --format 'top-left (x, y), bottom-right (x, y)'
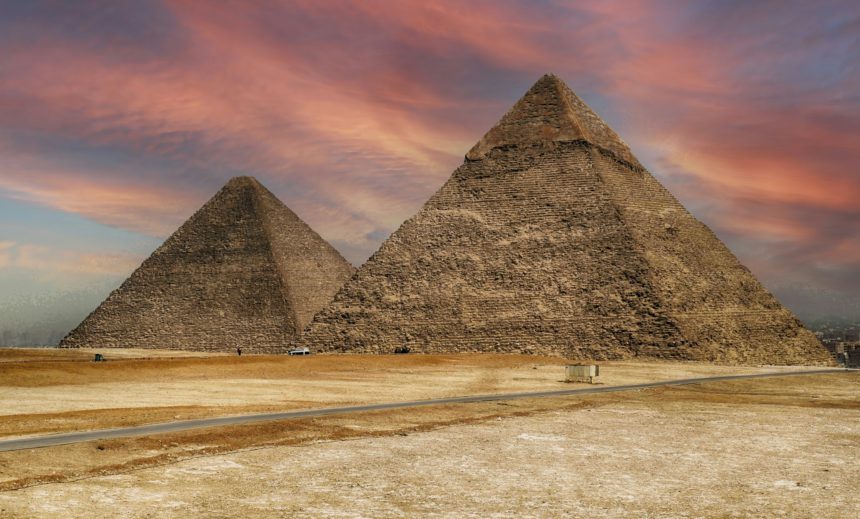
top-left (237, 347), bottom-right (242, 356)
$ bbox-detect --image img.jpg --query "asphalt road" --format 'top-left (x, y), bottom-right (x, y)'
top-left (0, 368), bottom-right (850, 452)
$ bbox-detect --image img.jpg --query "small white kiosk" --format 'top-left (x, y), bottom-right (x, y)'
top-left (565, 364), bottom-right (599, 383)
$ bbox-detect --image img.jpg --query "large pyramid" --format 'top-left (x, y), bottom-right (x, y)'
top-left (301, 74), bottom-right (831, 365)
top-left (60, 176), bottom-right (354, 352)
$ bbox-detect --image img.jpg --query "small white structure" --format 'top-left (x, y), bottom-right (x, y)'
top-left (565, 364), bottom-right (599, 383)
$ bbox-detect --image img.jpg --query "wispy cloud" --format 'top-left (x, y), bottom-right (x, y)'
top-left (0, 0), bottom-right (857, 317)
top-left (0, 241), bottom-right (141, 277)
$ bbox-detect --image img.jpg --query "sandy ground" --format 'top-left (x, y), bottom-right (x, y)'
top-left (0, 348), bottom-right (225, 363)
top-left (0, 372), bottom-right (856, 518)
top-left (0, 350), bottom-right (805, 439)
top-left (0, 349), bottom-right (855, 517)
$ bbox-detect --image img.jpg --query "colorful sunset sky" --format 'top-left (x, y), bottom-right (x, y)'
top-left (1, 0), bottom-right (858, 344)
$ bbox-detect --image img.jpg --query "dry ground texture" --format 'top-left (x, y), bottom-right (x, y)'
top-left (0, 349), bottom-right (856, 517)
top-left (0, 349), bottom-right (805, 438)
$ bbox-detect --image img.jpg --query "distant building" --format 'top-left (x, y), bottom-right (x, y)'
top-left (831, 342), bottom-right (845, 355)
top-left (846, 349), bottom-right (860, 368)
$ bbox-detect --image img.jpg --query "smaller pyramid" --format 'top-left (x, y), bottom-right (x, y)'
top-left (60, 176), bottom-right (354, 352)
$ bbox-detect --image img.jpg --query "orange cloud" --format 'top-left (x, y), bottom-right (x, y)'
top-left (0, 241), bottom-right (15, 269)
top-left (0, 0), bottom-right (857, 300)
top-left (0, 160), bottom-right (200, 236)
top-left (1, 12), bottom-right (472, 250)
top-left (0, 241), bottom-right (141, 278)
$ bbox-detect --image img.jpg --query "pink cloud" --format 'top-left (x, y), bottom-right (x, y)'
top-left (0, 241), bottom-right (141, 278)
top-left (0, 159), bottom-right (199, 236)
top-left (0, 0), bottom-right (857, 296)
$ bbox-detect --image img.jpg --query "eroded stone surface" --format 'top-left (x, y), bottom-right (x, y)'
top-left (302, 76), bottom-right (829, 365)
top-left (466, 73), bottom-right (641, 169)
top-left (60, 177), bottom-right (354, 353)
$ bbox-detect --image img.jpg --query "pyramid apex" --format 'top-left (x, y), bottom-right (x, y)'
top-left (466, 74), bottom-right (642, 169)
top-left (225, 175), bottom-right (260, 187)
top-left (538, 72), bottom-right (563, 83)
top-left (221, 176), bottom-right (269, 198)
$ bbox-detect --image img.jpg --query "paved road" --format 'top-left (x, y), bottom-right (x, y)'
top-left (0, 368), bottom-right (850, 452)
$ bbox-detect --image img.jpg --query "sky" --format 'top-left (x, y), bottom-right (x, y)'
top-left (1, 0), bottom-right (858, 344)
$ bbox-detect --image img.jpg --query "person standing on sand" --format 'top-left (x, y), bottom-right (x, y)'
top-left (237, 347), bottom-right (242, 356)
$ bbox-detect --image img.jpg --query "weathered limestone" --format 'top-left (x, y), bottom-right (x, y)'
top-left (60, 176), bottom-right (354, 352)
top-left (302, 74), bottom-right (831, 365)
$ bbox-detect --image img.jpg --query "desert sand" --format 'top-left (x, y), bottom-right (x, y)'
top-left (0, 349), bottom-right (856, 517)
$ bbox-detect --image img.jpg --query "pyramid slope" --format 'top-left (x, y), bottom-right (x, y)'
top-left (302, 76), bottom-right (830, 365)
top-left (60, 177), bottom-right (354, 352)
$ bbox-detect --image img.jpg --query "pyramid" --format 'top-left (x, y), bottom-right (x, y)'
top-left (301, 74), bottom-right (831, 365)
top-left (60, 176), bottom-right (354, 352)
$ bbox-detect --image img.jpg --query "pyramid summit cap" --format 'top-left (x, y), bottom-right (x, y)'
top-left (225, 175), bottom-right (262, 187)
top-left (467, 74), bottom-right (641, 169)
top-left (221, 176), bottom-right (276, 198)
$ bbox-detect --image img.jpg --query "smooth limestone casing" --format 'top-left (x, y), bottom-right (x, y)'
top-left (60, 177), bottom-right (354, 353)
top-left (301, 74), bottom-right (830, 365)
